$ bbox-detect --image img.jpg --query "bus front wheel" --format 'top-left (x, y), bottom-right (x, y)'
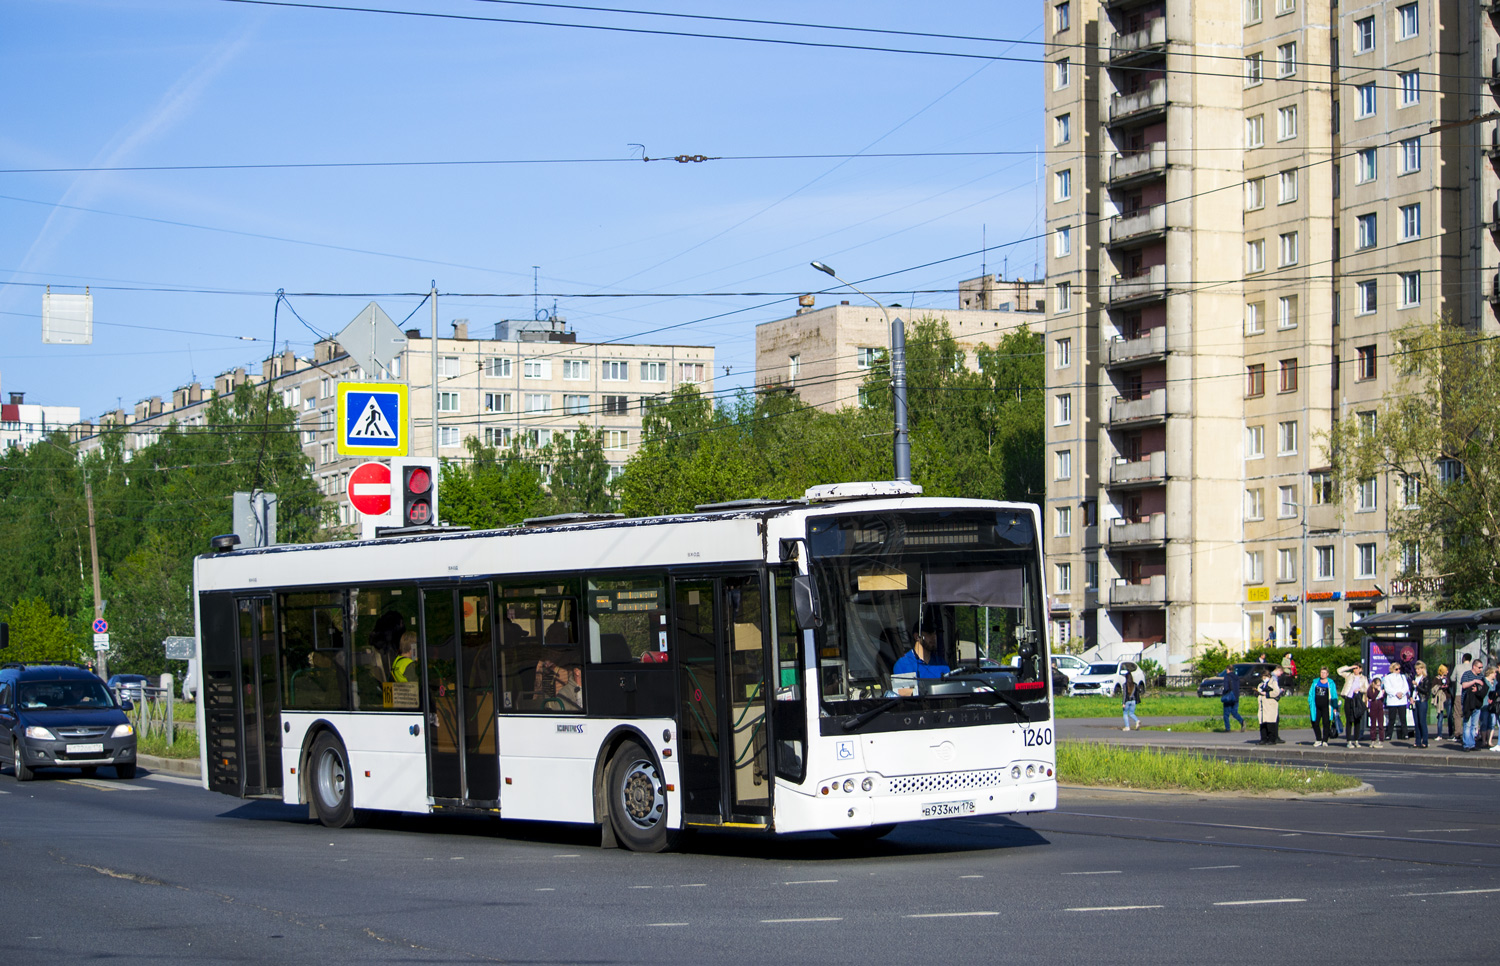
top-left (309, 732), bottom-right (359, 829)
top-left (606, 740), bottom-right (678, 853)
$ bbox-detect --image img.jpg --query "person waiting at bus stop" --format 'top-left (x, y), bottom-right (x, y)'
top-left (1306, 667), bottom-right (1337, 747)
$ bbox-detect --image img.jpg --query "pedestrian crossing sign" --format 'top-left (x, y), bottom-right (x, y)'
top-left (337, 383), bottom-right (408, 456)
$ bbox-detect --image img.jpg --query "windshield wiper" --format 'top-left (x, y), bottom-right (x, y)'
top-left (841, 695), bottom-right (905, 732)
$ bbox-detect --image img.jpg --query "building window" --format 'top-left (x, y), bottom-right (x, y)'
top-left (1397, 2), bottom-right (1418, 39)
top-left (483, 426), bottom-right (512, 448)
top-left (1055, 168), bottom-right (1072, 201)
top-left (1358, 410), bottom-right (1378, 436)
top-left (1399, 203), bottom-right (1421, 240)
top-left (1439, 457), bottom-right (1464, 485)
top-left (1356, 148), bottom-right (1377, 183)
top-left (1055, 281), bottom-right (1071, 312)
top-left (1054, 0), bottom-right (1070, 32)
top-left (1055, 450), bottom-right (1073, 481)
top-left (1055, 113), bottom-right (1071, 145)
top-left (438, 355), bottom-right (461, 379)
top-left (602, 394), bottom-right (629, 415)
top-left (484, 392), bottom-right (512, 413)
top-left (320, 377), bottom-right (332, 398)
top-left (604, 429), bottom-right (629, 450)
top-left (1278, 295), bottom-right (1297, 330)
top-left (1055, 393), bottom-right (1073, 426)
top-left (592, 359), bottom-right (624, 381)
top-left (1055, 337), bottom-right (1072, 368)
top-left (1310, 471), bottom-right (1334, 505)
top-left (1356, 84), bottom-right (1377, 118)
top-left (1277, 169), bottom-right (1298, 204)
top-left (1055, 563), bottom-right (1072, 594)
top-left (1278, 548), bottom-right (1296, 582)
top-left (1246, 363), bottom-right (1266, 397)
top-left (1279, 358), bottom-right (1298, 393)
top-left (1399, 71), bottom-right (1420, 106)
top-left (1054, 58), bottom-right (1070, 88)
top-left (1278, 231), bottom-right (1299, 267)
top-left (1398, 271), bottom-right (1420, 308)
top-left (562, 359), bottom-right (589, 381)
top-left (679, 362), bottom-right (707, 384)
top-left (1246, 239), bottom-right (1265, 273)
top-left (1355, 212), bottom-right (1378, 250)
top-left (1245, 0), bottom-right (1262, 23)
top-left (1277, 484), bottom-right (1297, 519)
top-left (1357, 477), bottom-right (1378, 511)
top-left (1315, 545), bottom-right (1335, 580)
top-left (1277, 105), bottom-right (1297, 141)
top-left (1357, 543), bottom-right (1377, 578)
top-left (1245, 177), bottom-right (1265, 210)
top-left (640, 361), bottom-right (666, 382)
top-left (485, 357), bottom-right (512, 378)
top-left (1401, 472), bottom-right (1421, 508)
top-left (1246, 424), bottom-right (1265, 459)
top-left (1356, 345), bottom-right (1377, 380)
top-left (856, 346), bottom-right (886, 369)
top-left (524, 393), bottom-right (550, 413)
top-left (1245, 52), bottom-right (1263, 85)
top-left (439, 426), bottom-right (461, 448)
top-left (1245, 550), bottom-right (1264, 583)
top-left (1354, 16), bottom-right (1375, 52)
top-left (1357, 279), bottom-right (1378, 314)
top-left (1276, 42), bottom-right (1296, 77)
top-left (437, 391), bottom-right (459, 413)
top-left (1399, 137), bottom-right (1421, 173)
top-left (1278, 420), bottom-right (1298, 455)
top-left (562, 394), bottom-right (590, 415)
top-left (785, 355), bottom-right (801, 383)
top-left (1401, 541), bottom-right (1421, 573)
top-left (1245, 488), bottom-right (1265, 520)
top-left (1246, 114), bottom-right (1264, 148)
top-left (1246, 301), bottom-right (1264, 335)
top-left (1055, 505), bottom-right (1072, 537)
top-left (1054, 226), bottom-right (1072, 257)
top-left (523, 359), bottom-right (551, 379)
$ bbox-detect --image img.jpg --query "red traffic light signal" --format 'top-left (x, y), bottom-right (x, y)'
top-left (402, 463), bottom-right (434, 526)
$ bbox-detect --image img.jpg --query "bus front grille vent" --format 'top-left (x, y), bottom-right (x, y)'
top-left (887, 769), bottom-right (1008, 795)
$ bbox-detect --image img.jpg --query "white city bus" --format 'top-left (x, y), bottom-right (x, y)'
top-left (193, 481), bottom-right (1056, 851)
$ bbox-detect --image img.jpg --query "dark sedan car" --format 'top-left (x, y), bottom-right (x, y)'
top-left (1197, 662), bottom-right (1298, 698)
top-left (0, 662), bottom-right (137, 780)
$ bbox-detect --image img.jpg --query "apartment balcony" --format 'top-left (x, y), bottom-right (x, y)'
top-left (1106, 327), bottom-right (1167, 367)
top-left (1108, 264), bottom-right (1167, 305)
top-left (1108, 450), bottom-right (1167, 488)
top-left (1109, 574), bottom-right (1167, 608)
top-left (1106, 18), bottom-right (1167, 67)
top-left (1487, 190), bottom-right (1500, 231)
top-left (1108, 205), bottom-right (1167, 246)
top-left (1108, 389), bottom-right (1168, 427)
top-left (1108, 78), bottom-right (1167, 125)
top-left (1103, 0), bottom-right (1156, 13)
top-left (1105, 514), bottom-right (1167, 548)
top-left (1489, 271), bottom-right (1500, 306)
top-left (1485, 124), bottom-right (1500, 161)
top-left (1306, 503), bottom-right (1339, 533)
top-left (1109, 143), bottom-right (1167, 186)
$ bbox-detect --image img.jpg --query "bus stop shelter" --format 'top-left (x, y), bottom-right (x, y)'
top-left (1351, 609), bottom-right (1500, 675)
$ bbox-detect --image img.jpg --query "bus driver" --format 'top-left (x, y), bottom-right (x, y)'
top-left (893, 620), bottom-right (950, 680)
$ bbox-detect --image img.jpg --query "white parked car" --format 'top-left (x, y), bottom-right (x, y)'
top-left (1067, 662), bottom-right (1128, 697)
top-left (1050, 654), bottom-right (1092, 681)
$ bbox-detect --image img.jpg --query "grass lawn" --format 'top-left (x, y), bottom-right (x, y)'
top-left (1057, 741), bottom-right (1361, 794)
top-left (137, 728), bottom-right (200, 759)
top-left (1054, 693), bottom-right (1227, 718)
top-left (1140, 713), bottom-right (1314, 733)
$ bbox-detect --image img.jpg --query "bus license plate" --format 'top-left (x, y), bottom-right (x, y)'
top-left (68, 743), bottom-right (104, 755)
top-left (922, 799), bottom-right (975, 818)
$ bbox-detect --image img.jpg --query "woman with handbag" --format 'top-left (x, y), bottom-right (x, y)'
top-left (1257, 670), bottom-right (1284, 745)
top-left (1411, 661), bottom-right (1432, 748)
top-left (1337, 663), bottom-right (1368, 748)
top-left (1432, 664), bottom-right (1452, 743)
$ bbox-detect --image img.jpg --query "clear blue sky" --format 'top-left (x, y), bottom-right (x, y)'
top-left (2, 1), bottom-right (1044, 420)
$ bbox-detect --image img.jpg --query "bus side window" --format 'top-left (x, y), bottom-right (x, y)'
top-left (349, 586), bottom-right (420, 711)
top-left (772, 570), bottom-right (807, 783)
top-left (280, 592), bottom-right (348, 712)
top-left (586, 576), bottom-right (668, 663)
top-left (498, 580), bottom-right (582, 713)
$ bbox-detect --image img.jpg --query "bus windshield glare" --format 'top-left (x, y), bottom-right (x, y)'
top-left (807, 509), bottom-right (1046, 730)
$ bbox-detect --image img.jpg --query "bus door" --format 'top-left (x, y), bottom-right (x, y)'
top-left (235, 596), bottom-right (282, 796)
top-left (420, 585), bottom-right (500, 805)
top-left (674, 574), bottom-right (772, 824)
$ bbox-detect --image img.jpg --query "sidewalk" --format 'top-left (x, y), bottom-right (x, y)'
top-left (1059, 716), bottom-right (1500, 769)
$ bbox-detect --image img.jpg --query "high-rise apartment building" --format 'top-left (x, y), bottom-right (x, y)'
top-left (1043, 0), bottom-right (1494, 667)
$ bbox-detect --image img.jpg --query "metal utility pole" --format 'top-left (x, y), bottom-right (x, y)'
top-left (430, 281), bottom-right (439, 458)
top-left (85, 478), bottom-right (107, 679)
top-left (811, 261), bottom-right (911, 481)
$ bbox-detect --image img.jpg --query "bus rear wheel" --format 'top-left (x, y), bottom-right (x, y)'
top-left (606, 740), bottom-right (678, 853)
top-left (309, 732), bottom-right (359, 829)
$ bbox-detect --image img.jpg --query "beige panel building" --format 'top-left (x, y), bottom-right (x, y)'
top-left (72, 317), bottom-right (713, 530)
top-left (1043, 0), bottom-right (1495, 669)
top-left (754, 288), bottom-right (1042, 410)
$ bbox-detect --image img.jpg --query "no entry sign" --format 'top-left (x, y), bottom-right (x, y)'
top-left (347, 461), bottom-right (393, 516)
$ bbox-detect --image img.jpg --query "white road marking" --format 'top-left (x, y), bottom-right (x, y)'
top-left (1062, 870), bottom-right (1122, 875)
top-left (553, 854), bottom-right (580, 858)
top-left (534, 888), bottom-right (555, 892)
top-left (630, 885), bottom-right (653, 889)
top-left (64, 779), bottom-right (149, 792)
top-left (1214, 899), bottom-right (1306, 906)
top-left (681, 883), bottom-right (707, 888)
top-left (959, 875), bottom-right (984, 879)
top-left (1344, 830), bottom-right (1385, 834)
top-left (1409, 828), bottom-right (1473, 833)
top-left (785, 879), bottom-right (838, 885)
top-left (1066, 905), bottom-right (1164, 913)
top-left (142, 772), bottom-right (200, 787)
top-left (905, 912), bottom-right (999, 919)
top-left (1397, 888), bottom-right (1500, 898)
top-left (647, 923), bottom-right (688, 927)
top-left (1191, 865), bottom-right (1241, 870)
top-left (762, 917), bottom-right (842, 924)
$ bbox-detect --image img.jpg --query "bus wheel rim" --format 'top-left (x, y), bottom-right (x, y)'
top-left (317, 748), bottom-right (346, 806)
top-left (620, 759), bottom-right (663, 829)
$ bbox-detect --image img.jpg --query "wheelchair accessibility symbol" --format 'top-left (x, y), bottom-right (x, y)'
top-left (835, 740), bottom-right (855, 761)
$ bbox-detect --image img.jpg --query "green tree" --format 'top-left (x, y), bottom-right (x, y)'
top-left (3, 596), bottom-right (84, 664)
top-left (540, 425), bottom-right (613, 514)
top-left (439, 436), bottom-right (548, 529)
top-left (104, 533), bottom-right (193, 679)
top-left (1323, 320), bottom-right (1500, 606)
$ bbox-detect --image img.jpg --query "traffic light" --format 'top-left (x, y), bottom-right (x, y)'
top-left (395, 459), bottom-right (439, 527)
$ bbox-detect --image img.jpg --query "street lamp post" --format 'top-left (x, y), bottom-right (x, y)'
top-left (810, 261), bottom-right (911, 482)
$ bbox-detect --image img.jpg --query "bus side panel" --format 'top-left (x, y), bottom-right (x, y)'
top-left (497, 716), bottom-right (678, 826)
top-left (199, 591), bottom-right (244, 797)
top-left (341, 714), bottom-right (428, 813)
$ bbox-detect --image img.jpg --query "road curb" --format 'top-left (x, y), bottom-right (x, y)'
top-left (1059, 780), bottom-right (1375, 800)
top-left (141, 753), bottom-right (200, 778)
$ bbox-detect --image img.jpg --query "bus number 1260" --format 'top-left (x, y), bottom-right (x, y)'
top-left (1022, 727), bottom-right (1053, 747)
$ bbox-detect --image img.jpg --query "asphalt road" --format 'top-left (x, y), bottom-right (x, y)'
top-left (2, 760), bottom-right (1495, 965)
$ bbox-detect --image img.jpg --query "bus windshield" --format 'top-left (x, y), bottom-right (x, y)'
top-left (807, 508), bottom-right (1047, 732)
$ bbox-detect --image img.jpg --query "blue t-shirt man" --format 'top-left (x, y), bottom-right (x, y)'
top-left (892, 627), bottom-right (950, 679)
